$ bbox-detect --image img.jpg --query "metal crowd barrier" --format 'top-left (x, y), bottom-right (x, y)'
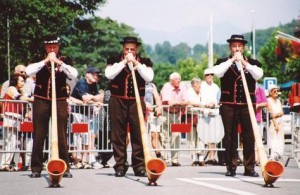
top-left (285, 112), bottom-right (300, 168)
top-left (1, 99), bottom-right (298, 168)
top-left (0, 99), bottom-right (34, 170)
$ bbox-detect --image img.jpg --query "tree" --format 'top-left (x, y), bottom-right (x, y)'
top-left (0, 0), bottom-right (106, 82)
top-left (61, 17), bottom-right (141, 88)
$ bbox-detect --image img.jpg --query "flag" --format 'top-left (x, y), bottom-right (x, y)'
top-left (275, 37), bottom-right (300, 61)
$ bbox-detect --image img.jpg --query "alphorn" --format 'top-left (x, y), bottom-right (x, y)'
top-left (239, 62), bottom-right (284, 187)
top-left (46, 61), bottom-right (67, 188)
top-left (129, 63), bottom-right (166, 186)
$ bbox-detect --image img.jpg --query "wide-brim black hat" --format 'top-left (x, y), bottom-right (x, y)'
top-left (43, 35), bottom-right (60, 44)
top-left (119, 36), bottom-right (141, 45)
top-left (227, 34), bottom-right (248, 44)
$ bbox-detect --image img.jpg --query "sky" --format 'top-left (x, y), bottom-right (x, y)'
top-left (96, 0), bottom-right (300, 46)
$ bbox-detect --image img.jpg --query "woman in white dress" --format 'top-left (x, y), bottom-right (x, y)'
top-left (197, 69), bottom-right (224, 165)
top-left (267, 84), bottom-right (284, 160)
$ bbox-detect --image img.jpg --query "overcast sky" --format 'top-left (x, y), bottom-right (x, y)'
top-left (96, 0), bottom-right (300, 46)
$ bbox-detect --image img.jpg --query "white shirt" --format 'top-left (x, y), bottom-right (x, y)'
top-left (212, 59), bottom-right (263, 80)
top-left (26, 60), bottom-right (78, 79)
top-left (105, 61), bottom-right (154, 83)
top-left (200, 81), bottom-right (220, 105)
top-left (186, 87), bottom-right (201, 105)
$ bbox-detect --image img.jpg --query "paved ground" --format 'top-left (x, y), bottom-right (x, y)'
top-left (0, 149), bottom-right (300, 195)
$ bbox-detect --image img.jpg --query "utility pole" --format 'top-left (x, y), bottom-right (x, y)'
top-left (7, 9), bottom-right (11, 80)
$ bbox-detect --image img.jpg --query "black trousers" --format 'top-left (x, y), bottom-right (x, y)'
top-left (31, 98), bottom-right (70, 172)
top-left (220, 104), bottom-right (255, 172)
top-left (109, 96), bottom-right (145, 173)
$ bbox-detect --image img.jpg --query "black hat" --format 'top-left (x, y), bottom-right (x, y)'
top-left (43, 35), bottom-right (60, 44)
top-left (86, 67), bottom-right (100, 74)
top-left (119, 36), bottom-right (141, 45)
top-left (227, 34), bottom-right (248, 44)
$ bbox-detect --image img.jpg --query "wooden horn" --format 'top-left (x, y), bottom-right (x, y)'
top-left (239, 62), bottom-right (284, 187)
top-left (46, 61), bottom-right (67, 188)
top-left (129, 63), bottom-right (166, 186)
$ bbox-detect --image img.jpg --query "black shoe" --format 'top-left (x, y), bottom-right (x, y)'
top-left (30, 172), bottom-right (41, 178)
top-left (134, 169), bottom-right (147, 177)
top-left (198, 161), bottom-right (205, 166)
top-left (156, 153), bottom-right (162, 158)
top-left (219, 161), bottom-right (226, 166)
top-left (191, 161), bottom-right (198, 166)
top-left (101, 162), bottom-right (110, 168)
top-left (115, 170), bottom-right (125, 177)
top-left (225, 170), bottom-right (236, 177)
top-left (205, 160), bottom-right (213, 165)
top-left (171, 162), bottom-right (181, 167)
top-left (63, 171), bottom-right (73, 178)
top-left (244, 170), bottom-right (259, 177)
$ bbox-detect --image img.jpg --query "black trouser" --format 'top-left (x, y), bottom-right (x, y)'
top-left (31, 98), bottom-right (70, 173)
top-left (109, 96), bottom-right (145, 173)
top-left (220, 104), bottom-right (255, 172)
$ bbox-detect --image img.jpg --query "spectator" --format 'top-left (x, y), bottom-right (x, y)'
top-left (267, 84), bottom-right (284, 160)
top-left (198, 69), bottom-right (224, 165)
top-left (71, 66), bottom-right (104, 169)
top-left (160, 72), bottom-right (187, 166)
top-left (145, 82), bottom-right (164, 158)
top-left (105, 36), bottom-right (154, 177)
top-left (184, 77), bottom-right (205, 166)
top-left (95, 89), bottom-right (114, 169)
top-left (254, 82), bottom-right (268, 164)
top-left (1, 64), bottom-right (35, 98)
top-left (0, 73), bottom-right (33, 171)
top-left (26, 35), bottom-right (78, 178)
top-left (212, 34), bottom-right (263, 177)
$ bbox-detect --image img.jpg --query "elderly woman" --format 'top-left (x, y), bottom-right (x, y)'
top-left (267, 84), bottom-right (284, 160)
top-left (197, 68), bottom-right (224, 165)
top-left (0, 73), bottom-right (33, 171)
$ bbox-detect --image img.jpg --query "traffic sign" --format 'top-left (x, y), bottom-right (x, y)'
top-left (263, 77), bottom-right (277, 90)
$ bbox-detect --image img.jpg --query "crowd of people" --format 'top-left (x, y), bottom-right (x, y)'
top-left (0, 34), bottom-right (298, 179)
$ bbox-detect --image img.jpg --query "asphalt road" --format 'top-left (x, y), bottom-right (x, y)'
top-left (0, 148), bottom-right (300, 195)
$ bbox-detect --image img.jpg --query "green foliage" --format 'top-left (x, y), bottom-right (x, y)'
top-left (0, 0), bottom-right (106, 83)
top-left (61, 17), bottom-right (140, 88)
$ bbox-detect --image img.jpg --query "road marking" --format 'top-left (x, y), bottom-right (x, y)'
top-left (192, 177), bottom-right (300, 182)
top-left (177, 178), bottom-right (256, 195)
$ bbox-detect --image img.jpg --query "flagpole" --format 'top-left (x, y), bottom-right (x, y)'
top-left (208, 14), bottom-right (213, 68)
top-left (251, 10), bottom-right (256, 59)
top-left (277, 31), bottom-right (300, 42)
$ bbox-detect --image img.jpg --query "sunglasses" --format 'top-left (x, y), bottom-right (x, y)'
top-left (205, 74), bottom-right (214, 76)
top-left (272, 90), bottom-right (279, 93)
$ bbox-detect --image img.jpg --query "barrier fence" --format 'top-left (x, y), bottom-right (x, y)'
top-left (0, 99), bottom-right (299, 169)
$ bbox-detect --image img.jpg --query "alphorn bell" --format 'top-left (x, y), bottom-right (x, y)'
top-left (129, 63), bottom-right (166, 186)
top-left (46, 61), bottom-right (67, 188)
top-left (239, 62), bottom-right (284, 187)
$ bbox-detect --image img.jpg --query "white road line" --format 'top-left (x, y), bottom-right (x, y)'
top-left (192, 177), bottom-right (300, 182)
top-left (177, 178), bottom-right (256, 195)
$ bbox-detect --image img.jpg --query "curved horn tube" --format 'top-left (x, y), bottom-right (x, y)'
top-left (239, 63), bottom-right (284, 186)
top-left (129, 63), bottom-right (166, 186)
top-left (46, 61), bottom-right (67, 187)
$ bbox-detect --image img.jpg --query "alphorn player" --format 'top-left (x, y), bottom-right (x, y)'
top-left (212, 34), bottom-right (263, 177)
top-left (26, 35), bottom-right (78, 178)
top-left (105, 36), bottom-right (154, 177)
